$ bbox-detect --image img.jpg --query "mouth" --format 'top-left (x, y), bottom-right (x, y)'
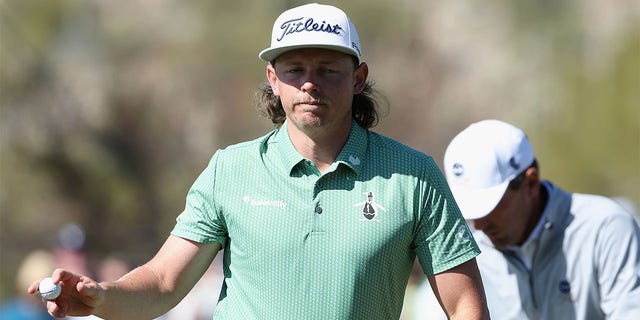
top-left (293, 97), bottom-right (328, 107)
top-left (297, 101), bottom-right (321, 107)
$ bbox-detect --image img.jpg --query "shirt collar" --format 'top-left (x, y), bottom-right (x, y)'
top-left (505, 181), bottom-right (552, 251)
top-left (334, 120), bottom-right (367, 176)
top-left (272, 119), bottom-right (368, 176)
top-left (527, 181), bottom-right (552, 241)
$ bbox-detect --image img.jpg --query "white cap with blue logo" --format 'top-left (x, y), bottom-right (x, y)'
top-left (444, 120), bottom-right (535, 220)
top-left (258, 3), bottom-right (361, 63)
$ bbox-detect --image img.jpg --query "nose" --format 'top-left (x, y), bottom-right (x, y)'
top-left (300, 81), bottom-right (317, 93)
top-left (300, 71), bottom-right (320, 93)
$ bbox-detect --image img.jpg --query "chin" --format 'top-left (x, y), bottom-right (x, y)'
top-left (489, 238), bottom-right (509, 248)
top-left (300, 115), bottom-right (325, 128)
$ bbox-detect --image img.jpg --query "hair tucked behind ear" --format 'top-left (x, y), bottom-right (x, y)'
top-left (254, 80), bottom-right (388, 129)
top-left (254, 83), bottom-right (286, 126)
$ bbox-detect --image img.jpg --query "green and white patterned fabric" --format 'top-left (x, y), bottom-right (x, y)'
top-left (172, 120), bottom-right (479, 319)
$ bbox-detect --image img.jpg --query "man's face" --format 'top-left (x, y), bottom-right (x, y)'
top-left (471, 181), bottom-right (534, 248)
top-left (266, 48), bottom-right (367, 137)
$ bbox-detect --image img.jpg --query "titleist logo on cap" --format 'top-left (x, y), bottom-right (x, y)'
top-left (258, 4), bottom-right (361, 63)
top-left (276, 17), bottom-right (344, 42)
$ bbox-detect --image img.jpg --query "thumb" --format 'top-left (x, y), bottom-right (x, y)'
top-left (76, 278), bottom-right (103, 300)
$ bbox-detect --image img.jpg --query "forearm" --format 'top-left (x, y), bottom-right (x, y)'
top-left (430, 259), bottom-right (491, 320)
top-left (95, 264), bottom-right (185, 319)
top-left (443, 291), bottom-right (490, 320)
top-left (94, 237), bottom-right (220, 319)
top-left (448, 302), bottom-right (489, 320)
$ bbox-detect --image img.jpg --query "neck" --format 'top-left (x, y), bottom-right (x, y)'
top-left (536, 183), bottom-right (549, 218)
top-left (519, 184), bottom-right (548, 245)
top-left (287, 121), bottom-right (351, 173)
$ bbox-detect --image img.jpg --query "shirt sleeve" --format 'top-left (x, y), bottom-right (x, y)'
top-left (413, 157), bottom-right (480, 276)
top-left (171, 152), bottom-right (228, 245)
top-left (595, 207), bottom-right (640, 318)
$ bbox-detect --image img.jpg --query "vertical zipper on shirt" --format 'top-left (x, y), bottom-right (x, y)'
top-left (505, 250), bottom-right (537, 312)
top-left (529, 221), bottom-right (552, 316)
top-left (512, 254), bottom-right (539, 310)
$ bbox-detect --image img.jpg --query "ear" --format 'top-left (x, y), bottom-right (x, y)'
top-left (524, 167), bottom-right (541, 195)
top-left (353, 62), bottom-right (369, 94)
top-left (266, 63), bottom-right (280, 96)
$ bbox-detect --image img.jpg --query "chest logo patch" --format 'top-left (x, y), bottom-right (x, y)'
top-left (348, 155), bottom-right (361, 166)
top-left (354, 192), bottom-right (386, 221)
top-left (456, 225), bottom-right (472, 242)
top-left (558, 279), bottom-right (575, 303)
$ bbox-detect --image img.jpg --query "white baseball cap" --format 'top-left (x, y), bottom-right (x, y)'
top-left (258, 3), bottom-right (362, 63)
top-left (444, 120), bottom-right (535, 220)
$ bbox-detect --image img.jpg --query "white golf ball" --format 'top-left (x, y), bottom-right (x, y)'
top-left (39, 277), bottom-right (61, 300)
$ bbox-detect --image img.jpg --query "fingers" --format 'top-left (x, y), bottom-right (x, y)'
top-left (27, 269), bottom-right (88, 318)
top-left (27, 268), bottom-right (105, 318)
top-left (76, 276), bottom-right (100, 299)
top-left (52, 268), bottom-right (78, 283)
top-left (27, 279), bottom-right (40, 294)
top-left (46, 299), bottom-right (67, 318)
top-left (27, 268), bottom-right (76, 295)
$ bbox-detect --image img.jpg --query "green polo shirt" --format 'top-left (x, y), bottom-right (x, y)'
top-left (171, 120), bottom-right (479, 319)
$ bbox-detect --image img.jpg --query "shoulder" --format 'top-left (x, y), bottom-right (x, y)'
top-left (365, 131), bottom-right (444, 183)
top-left (366, 132), bottom-right (453, 190)
top-left (218, 131), bottom-right (274, 154)
top-left (555, 186), bottom-right (640, 238)
top-left (193, 131), bottom-right (278, 181)
top-left (571, 192), bottom-right (636, 223)
top-left (367, 131), bottom-right (434, 163)
top-left (211, 130), bottom-right (276, 162)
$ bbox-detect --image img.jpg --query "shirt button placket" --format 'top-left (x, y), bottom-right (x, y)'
top-left (314, 179), bottom-right (324, 215)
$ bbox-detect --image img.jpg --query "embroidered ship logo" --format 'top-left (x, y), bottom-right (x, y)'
top-left (354, 192), bottom-right (386, 221)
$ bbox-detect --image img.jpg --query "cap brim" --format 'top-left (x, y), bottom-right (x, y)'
top-left (449, 180), bottom-right (509, 220)
top-left (258, 44), bottom-right (360, 63)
